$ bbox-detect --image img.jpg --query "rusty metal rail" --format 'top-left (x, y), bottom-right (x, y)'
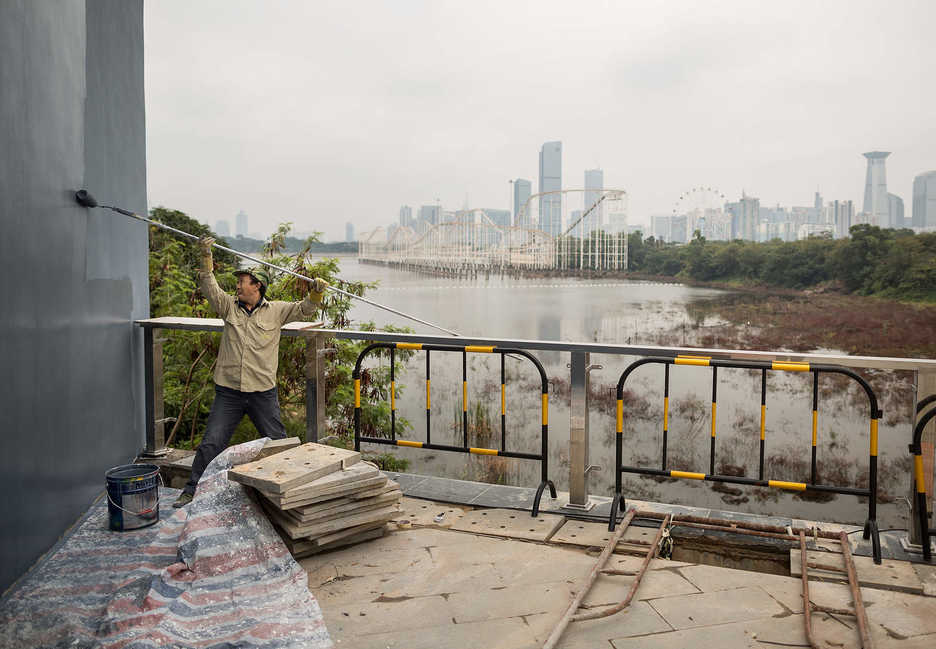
top-left (543, 511), bottom-right (670, 649)
top-left (799, 531), bottom-right (873, 648)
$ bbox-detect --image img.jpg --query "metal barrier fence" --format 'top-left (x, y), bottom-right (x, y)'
top-left (911, 395), bottom-right (936, 562)
top-left (609, 355), bottom-right (884, 563)
top-left (353, 342), bottom-right (557, 516)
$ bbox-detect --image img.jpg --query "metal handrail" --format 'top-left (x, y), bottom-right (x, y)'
top-left (609, 355), bottom-right (884, 564)
top-left (304, 328), bottom-right (936, 372)
top-left (352, 341), bottom-right (557, 516)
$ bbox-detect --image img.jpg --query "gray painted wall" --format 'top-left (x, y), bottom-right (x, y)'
top-left (0, 0), bottom-right (148, 593)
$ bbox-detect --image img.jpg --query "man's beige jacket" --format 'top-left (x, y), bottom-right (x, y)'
top-left (198, 270), bottom-right (322, 392)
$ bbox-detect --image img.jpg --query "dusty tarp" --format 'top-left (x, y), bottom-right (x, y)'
top-left (0, 439), bottom-right (332, 648)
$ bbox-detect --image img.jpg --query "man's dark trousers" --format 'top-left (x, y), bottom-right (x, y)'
top-left (183, 384), bottom-right (287, 495)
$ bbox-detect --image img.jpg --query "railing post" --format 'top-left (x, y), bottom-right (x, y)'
top-left (909, 369), bottom-right (936, 547)
top-left (141, 326), bottom-right (168, 457)
top-left (567, 351), bottom-right (593, 510)
top-left (305, 332), bottom-right (329, 443)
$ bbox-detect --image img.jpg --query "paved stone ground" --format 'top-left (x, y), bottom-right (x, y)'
top-left (299, 503), bottom-right (936, 649)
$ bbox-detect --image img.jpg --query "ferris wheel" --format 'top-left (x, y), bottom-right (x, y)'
top-left (673, 186), bottom-right (728, 240)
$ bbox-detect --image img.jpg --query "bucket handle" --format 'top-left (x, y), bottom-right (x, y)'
top-left (106, 473), bottom-right (164, 517)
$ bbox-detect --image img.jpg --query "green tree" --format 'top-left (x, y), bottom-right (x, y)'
top-left (149, 213), bottom-right (412, 455)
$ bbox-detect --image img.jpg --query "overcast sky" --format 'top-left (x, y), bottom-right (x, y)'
top-left (145, 0), bottom-right (936, 241)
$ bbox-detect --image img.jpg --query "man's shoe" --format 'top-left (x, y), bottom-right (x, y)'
top-left (173, 492), bottom-right (194, 508)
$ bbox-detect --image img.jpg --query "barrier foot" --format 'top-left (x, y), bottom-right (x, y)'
top-left (608, 493), bottom-right (622, 532)
top-left (863, 519), bottom-right (882, 565)
top-left (533, 480), bottom-right (554, 517)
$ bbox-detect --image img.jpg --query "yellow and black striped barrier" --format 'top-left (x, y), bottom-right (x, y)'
top-left (910, 396), bottom-right (936, 562)
top-left (610, 355), bottom-right (884, 564)
top-left (352, 341), bottom-right (556, 516)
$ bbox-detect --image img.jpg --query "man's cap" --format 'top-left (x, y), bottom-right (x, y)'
top-left (234, 266), bottom-right (273, 288)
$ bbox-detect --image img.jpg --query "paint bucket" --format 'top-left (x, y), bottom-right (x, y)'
top-left (105, 464), bottom-right (161, 531)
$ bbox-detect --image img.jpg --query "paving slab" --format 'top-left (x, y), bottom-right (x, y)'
top-left (448, 580), bottom-right (574, 623)
top-left (581, 568), bottom-right (700, 608)
top-left (490, 546), bottom-right (602, 587)
top-left (321, 593), bottom-right (456, 637)
top-left (468, 482), bottom-right (551, 510)
top-left (647, 586), bottom-right (785, 629)
top-left (527, 601), bottom-right (673, 648)
top-left (451, 507), bottom-right (565, 542)
top-left (395, 496), bottom-right (470, 528)
top-left (550, 518), bottom-right (663, 553)
top-left (790, 548), bottom-right (924, 593)
top-left (343, 616), bottom-right (539, 649)
top-left (914, 562), bottom-right (936, 596)
top-left (405, 475), bottom-right (492, 503)
top-left (859, 587), bottom-right (936, 638)
top-left (677, 563), bottom-right (798, 594)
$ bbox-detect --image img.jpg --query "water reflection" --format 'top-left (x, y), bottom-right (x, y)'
top-left (330, 257), bottom-right (910, 530)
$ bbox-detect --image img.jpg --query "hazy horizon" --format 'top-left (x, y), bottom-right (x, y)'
top-left (145, 0), bottom-right (936, 241)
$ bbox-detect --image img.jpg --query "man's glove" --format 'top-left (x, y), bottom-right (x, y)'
top-left (309, 277), bottom-right (328, 302)
top-left (199, 236), bottom-right (215, 272)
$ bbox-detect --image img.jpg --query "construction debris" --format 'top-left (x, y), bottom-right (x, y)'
top-left (228, 442), bottom-right (402, 558)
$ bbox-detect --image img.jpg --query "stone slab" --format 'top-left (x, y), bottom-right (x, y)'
top-left (264, 499), bottom-right (399, 539)
top-left (254, 436), bottom-right (301, 459)
top-left (450, 507), bottom-right (565, 542)
top-left (340, 616), bottom-right (539, 649)
top-left (228, 442), bottom-right (360, 493)
top-left (647, 586), bottom-right (785, 629)
top-left (677, 563), bottom-right (797, 594)
top-left (582, 568), bottom-right (700, 608)
top-left (550, 518), bottom-right (661, 552)
top-left (320, 593), bottom-right (455, 637)
top-left (395, 496), bottom-right (470, 528)
top-left (283, 488), bottom-right (401, 524)
top-left (284, 525), bottom-right (387, 559)
top-left (914, 562), bottom-right (936, 597)
top-left (404, 475), bottom-right (493, 503)
top-left (258, 462), bottom-right (383, 508)
top-left (527, 601), bottom-right (673, 648)
top-left (790, 548), bottom-right (924, 593)
top-left (449, 580), bottom-right (574, 623)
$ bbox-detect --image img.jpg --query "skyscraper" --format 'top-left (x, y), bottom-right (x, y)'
top-left (418, 204), bottom-right (441, 226)
top-left (862, 152), bottom-right (890, 227)
top-left (399, 205), bottom-right (412, 228)
top-left (887, 193), bottom-right (904, 229)
top-left (538, 141), bottom-right (562, 236)
top-left (235, 210), bottom-right (248, 237)
top-left (345, 222), bottom-right (355, 242)
top-left (830, 200), bottom-right (855, 239)
top-left (912, 171), bottom-right (936, 228)
top-left (739, 194), bottom-right (760, 241)
top-left (215, 219), bottom-right (230, 237)
top-left (512, 179), bottom-right (531, 227)
top-left (584, 168), bottom-right (604, 234)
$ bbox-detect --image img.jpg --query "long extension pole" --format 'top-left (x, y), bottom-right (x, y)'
top-left (74, 190), bottom-right (460, 336)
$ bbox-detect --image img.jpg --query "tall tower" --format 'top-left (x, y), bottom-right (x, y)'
top-left (512, 179), bottom-right (531, 227)
top-left (538, 141), bottom-right (562, 236)
top-left (862, 152), bottom-right (890, 227)
top-left (912, 171), bottom-right (936, 228)
top-left (235, 210), bottom-right (248, 237)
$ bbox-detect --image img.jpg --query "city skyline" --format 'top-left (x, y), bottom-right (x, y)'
top-left (144, 2), bottom-right (935, 241)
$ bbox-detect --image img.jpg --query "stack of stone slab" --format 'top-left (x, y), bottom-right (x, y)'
top-left (228, 442), bottom-right (401, 558)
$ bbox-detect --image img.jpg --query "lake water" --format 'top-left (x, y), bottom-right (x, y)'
top-left (331, 255), bottom-right (912, 530)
